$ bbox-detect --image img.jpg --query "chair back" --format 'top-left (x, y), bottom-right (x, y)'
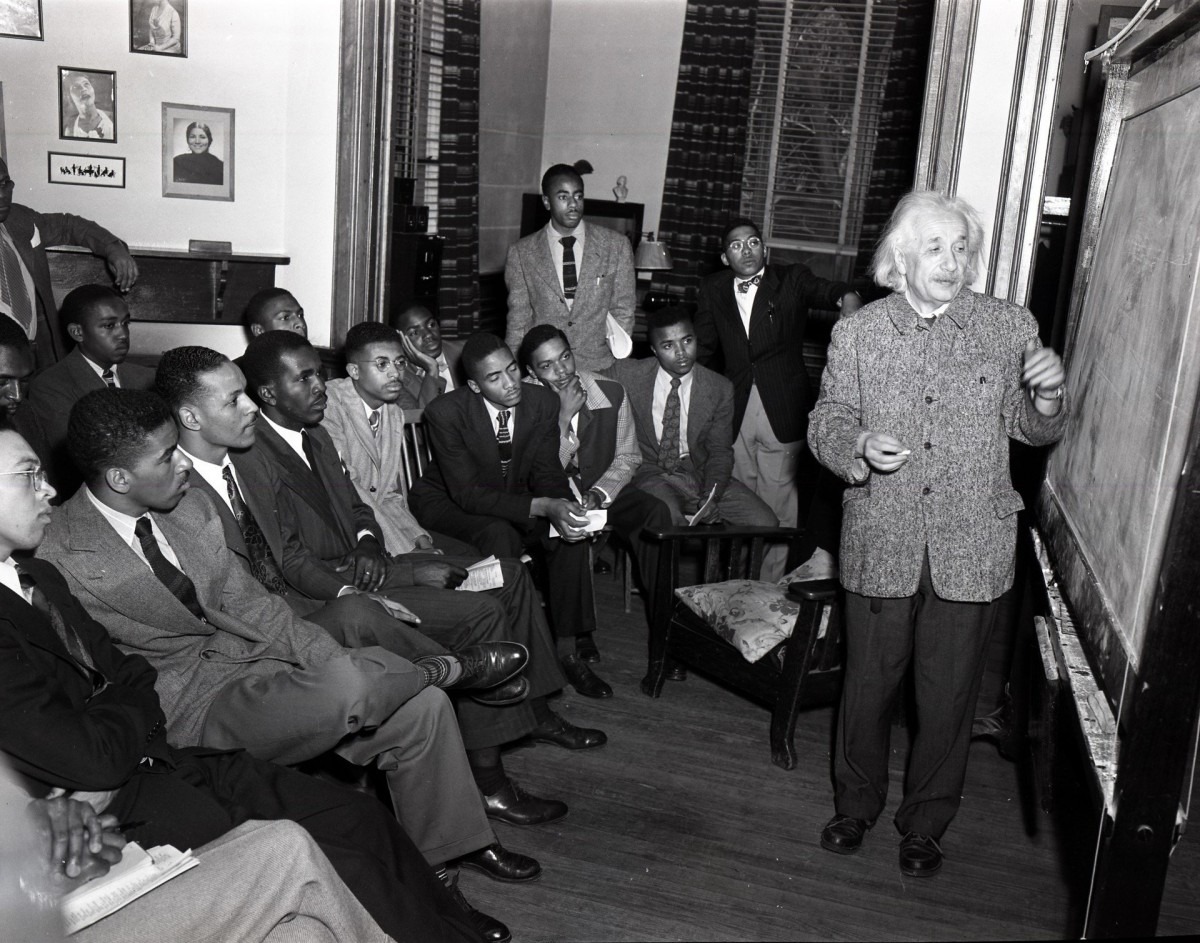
top-left (399, 408), bottom-right (433, 489)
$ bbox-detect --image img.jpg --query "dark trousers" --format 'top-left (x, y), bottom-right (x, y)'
top-left (605, 487), bottom-right (674, 618)
top-left (835, 556), bottom-right (995, 839)
top-left (106, 748), bottom-right (481, 943)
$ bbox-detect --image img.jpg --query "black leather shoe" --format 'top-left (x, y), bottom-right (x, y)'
top-left (666, 664), bottom-right (687, 682)
top-left (562, 653), bottom-right (613, 698)
top-left (444, 872), bottom-right (512, 943)
top-left (481, 779), bottom-right (568, 826)
top-left (899, 831), bottom-right (943, 877)
top-left (469, 675), bottom-right (528, 707)
top-left (575, 633), bottom-right (601, 663)
top-left (820, 814), bottom-right (871, 855)
top-left (450, 642), bottom-right (528, 691)
top-left (529, 712), bottom-right (608, 750)
top-left (457, 842), bottom-right (542, 883)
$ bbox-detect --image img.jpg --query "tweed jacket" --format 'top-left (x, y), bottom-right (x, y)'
top-left (321, 377), bottom-right (432, 554)
top-left (695, 263), bottom-right (850, 442)
top-left (399, 338), bottom-right (465, 407)
top-left (36, 486), bottom-right (346, 746)
top-left (1, 204), bottom-right (127, 363)
top-left (611, 357), bottom-right (737, 502)
top-left (411, 383), bottom-right (572, 524)
top-left (504, 223), bottom-right (636, 372)
top-left (808, 290), bottom-right (1070, 602)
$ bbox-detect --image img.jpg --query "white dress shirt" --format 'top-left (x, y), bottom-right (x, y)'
top-left (651, 367), bottom-right (693, 460)
top-left (482, 397), bottom-right (516, 440)
top-left (86, 487), bottom-right (183, 571)
top-left (180, 448), bottom-right (238, 514)
top-left (262, 414), bottom-right (311, 469)
top-left (545, 220), bottom-right (586, 308)
top-left (734, 266), bottom-right (765, 337)
top-left (0, 556), bottom-right (25, 601)
top-left (435, 351), bottom-right (457, 391)
top-left (80, 352), bottom-right (123, 387)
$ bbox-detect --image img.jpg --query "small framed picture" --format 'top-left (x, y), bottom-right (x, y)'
top-left (48, 152), bottom-right (126, 188)
top-left (0, 0), bottom-right (43, 41)
top-left (59, 67), bottom-right (117, 143)
top-left (130, 0), bottom-right (187, 58)
top-left (162, 102), bottom-right (234, 201)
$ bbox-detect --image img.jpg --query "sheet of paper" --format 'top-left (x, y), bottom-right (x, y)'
top-left (687, 485), bottom-right (718, 526)
top-left (457, 555), bottom-right (505, 592)
top-left (63, 842), bottom-right (200, 934)
top-left (549, 508), bottom-right (607, 539)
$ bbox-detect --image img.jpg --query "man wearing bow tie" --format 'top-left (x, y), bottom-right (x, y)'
top-left (694, 219), bottom-right (862, 580)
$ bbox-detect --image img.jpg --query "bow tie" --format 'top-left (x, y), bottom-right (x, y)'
top-left (737, 274), bottom-right (762, 293)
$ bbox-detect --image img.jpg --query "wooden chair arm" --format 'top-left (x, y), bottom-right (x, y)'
top-left (785, 578), bottom-right (840, 601)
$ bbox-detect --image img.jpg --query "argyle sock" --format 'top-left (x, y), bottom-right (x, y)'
top-left (414, 654), bottom-right (464, 688)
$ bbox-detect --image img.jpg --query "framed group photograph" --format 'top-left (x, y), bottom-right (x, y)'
top-left (130, 0), bottom-right (187, 57)
top-left (162, 102), bottom-right (234, 201)
top-left (59, 67), bottom-right (117, 142)
top-left (48, 152), bottom-right (126, 189)
top-left (0, 0), bottom-right (43, 41)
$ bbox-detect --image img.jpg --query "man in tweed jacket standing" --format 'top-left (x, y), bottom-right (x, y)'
top-left (808, 191), bottom-right (1069, 877)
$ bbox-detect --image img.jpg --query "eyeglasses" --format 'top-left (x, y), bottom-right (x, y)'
top-left (355, 357), bottom-right (407, 374)
top-left (726, 237), bottom-right (763, 252)
top-left (0, 466), bottom-right (49, 491)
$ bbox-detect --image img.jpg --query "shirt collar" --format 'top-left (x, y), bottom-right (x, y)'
top-left (86, 485), bottom-right (143, 545)
top-left (735, 267), bottom-right (766, 287)
top-left (654, 365), bottom-right (693, 396)
top-left (546, 219), bottom-right (585, 246)
top-left (262, 413), bottom-right (308, 462)
top-left (179, 447), bottom-right (233, 501)
top-left (80, 352), bottom-right (113, 381)
top-left (0, 557), bottom-right (23, 601)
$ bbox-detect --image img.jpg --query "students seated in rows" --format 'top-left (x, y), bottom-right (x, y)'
top-left (0, 423), bottom-right (484, 943)
top-left (36, 388), bottom-right (522, 943)
top-left (244, 287), bottom-right (308, 338)
top-left (14, 284), bottom-right (154, 497)
top-left (410, 332), bottom-right (614, 699)
top-left (516, 324), bottom-right (673, 654)
top-left (235, 328), bottom-right (606, 828)
top-left (393, 301), bottom-right (465, 404)
top-left (612, 309), bottom-right (779, 529)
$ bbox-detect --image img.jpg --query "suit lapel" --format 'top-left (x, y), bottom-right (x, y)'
top-left (526, 232), bottom-right (563, 297)
top-left (746, 266), bottom-right (781, 341)
top-left (0, 583), bottom-right (91, 680)
top-left (686, 368), bottom-right (715, 456)
top-left (256, 422), bottom-right (344, 537)
top-left (65, 349), bottom-right (105, 399)
top-left (187, 470), bottom-right (249, 562)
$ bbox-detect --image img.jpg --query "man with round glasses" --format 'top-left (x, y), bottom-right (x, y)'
top-left (694, 218), bottom-right (863, 581)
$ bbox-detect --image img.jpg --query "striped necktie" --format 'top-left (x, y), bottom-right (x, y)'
top-left (496, 409), bottom-right (512, 478)
top-left (134, 517), bottom-right (207, 621)
top-left (101, 367), bottom-right (117, 388)
top-left (368, 409), bottom-right (381, 438)
top-left (16, 563), bottom-right (103, 682)
top-left (560, 236), bottom-right (577, 300)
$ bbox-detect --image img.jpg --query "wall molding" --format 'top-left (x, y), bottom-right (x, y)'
top-left (913, 0), bottom-right (981, 193)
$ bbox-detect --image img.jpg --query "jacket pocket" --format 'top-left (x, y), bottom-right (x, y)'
top-left (842, 485), bottom-right (870, 506)
top-left (991, 489), bottom-right (1025, 519)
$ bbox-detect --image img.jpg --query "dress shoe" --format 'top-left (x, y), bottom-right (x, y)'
top-left (575, 633), bottom-right (601, 663)
top-left (820, 813), bottom-right (871, 855)
top-left (898, 831), bottom-right (943, 877)
top-left (561, 653), bottom-right (613, 698)
top-left (450, 642), bottom-right (528, 691)
top-left (444, 872), bottom-right (511, 943)
top-left (481, 779), bottom-right (568, 826)
top-left (457, 842), bottom-right (542, 883)
top-left (665, 664), bottom-right (687, 682)
top-left (469, 675), bottom-right (528, 707)
top-left (529, 712), bottom-right (608, 750)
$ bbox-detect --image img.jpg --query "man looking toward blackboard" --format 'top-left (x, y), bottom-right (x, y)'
top-left (808, 190), bottom-right (1068, 878)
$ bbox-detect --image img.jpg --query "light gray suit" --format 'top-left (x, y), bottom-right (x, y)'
top-left (37, 486), bottom-right (494, 864)
top-left (504, 223), bottom-right (636, 372)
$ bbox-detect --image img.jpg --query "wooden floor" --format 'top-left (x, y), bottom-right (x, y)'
top-left (461, 568), bottom-right (1200, 941)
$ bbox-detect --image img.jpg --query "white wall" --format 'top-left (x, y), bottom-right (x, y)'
top-left (540, 0), bottom-right (686, 239)
top-left (0, 0), bottom-right (341, 356)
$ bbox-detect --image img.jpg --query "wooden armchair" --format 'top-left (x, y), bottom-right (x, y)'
top-left (641, 524), bottom-right (844, 770)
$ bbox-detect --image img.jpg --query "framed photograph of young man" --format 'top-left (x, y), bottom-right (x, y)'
top-left (162, 102), bottom-right (234, 201)
top-left (59, 68), bottom-right (117, 142)
top-left (130, 0), bottom-right (187, 57)
top-left (0, 0), bottom-right (43, 41)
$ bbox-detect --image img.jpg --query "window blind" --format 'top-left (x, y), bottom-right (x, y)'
top-left (393, 0), bottom-right (445, 231)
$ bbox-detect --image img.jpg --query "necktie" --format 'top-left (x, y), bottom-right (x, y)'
top-left (658, 377), bottom-right (682, 471)
top-left (737, 274), bottom-right (762, 293)
top-left (560, 236), bottom-right (577, 300)
top-left (222, 465), bottom-right (288, 594)
top-left (301, 428), bottom-right (319, 471)
top-left (134, 517), bottom-right (207, 621)
top-left (0, 234), bottom-right (34, 333)
top-left (368, 409), bottom-right (381, 438)
top-left (101, 368), bottom-right (117, 389)
top-left (16, 563), bottom-right (100, 677)
top-left (496, 409), bottom-right (512, 479)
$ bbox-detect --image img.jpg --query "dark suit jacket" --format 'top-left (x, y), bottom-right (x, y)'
top-left (0, 556), bottom-right (170, 797)
top-left (695, 263), bottom-right (849, 443)
top-left (611, 358), bottom-right (737, 501)
top-left (411, 384), bottom-right (572, 524)
top-left (1, 203), bottom-right (127, 365)
top-left (14, 347), bottom-right (155, 497)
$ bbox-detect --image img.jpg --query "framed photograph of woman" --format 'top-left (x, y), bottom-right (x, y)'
top-left (59, 68), bottom-right (117, 143)
top-left (162, 102), bottom-right (234, 201)
top-left (130, 0), bottom-right (186, 57)
top-left (0, 0), bottom-right (43, 41)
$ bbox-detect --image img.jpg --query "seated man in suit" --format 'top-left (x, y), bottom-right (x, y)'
top-left (393, 302), bottom-right (464, 405)
top-left (504, 163), bottom-right (636, 373)
top-left (244, 287), bottom-right (308, 338)
top-left (0, 423), bottom-right (493, 943)
top-left (235, 330), bottom-right (606, 822)
top-left (0, 314), bottom-right (34, 423)
top-left (15, 284), bottom-right (155, 497)
top-left (411, 332), bottom-right (616, 698)
top-left (36, 388), bottom-right (530, 943)
top-left (516, 324), bottom-right (672, 657)
top-left (612, 309), bottom-right (779, 529)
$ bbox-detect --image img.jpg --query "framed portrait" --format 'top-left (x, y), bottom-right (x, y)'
top-left (47, 152), bottom-right (126, 188)
top-left (130, 0), bottom-right (187, 58)
top-left (59, 67), bottom-right (117, 143)
top-left (0, 0), bottom-right (43, 41)
top-left (162, 102), bottom-right (234, 201)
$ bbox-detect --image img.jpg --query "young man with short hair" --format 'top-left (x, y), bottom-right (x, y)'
top-left (393, 302), bottom-right (464, 404)
top-left (243, 287), bottom-right (308, 338)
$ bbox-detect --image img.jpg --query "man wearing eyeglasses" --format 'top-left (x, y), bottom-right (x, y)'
top-left (0, 157), bottom-right (139, 368)
top-left (392, 302), bottom-right (464, 406)
top-left (694, 218), bottom-right (863, 581)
